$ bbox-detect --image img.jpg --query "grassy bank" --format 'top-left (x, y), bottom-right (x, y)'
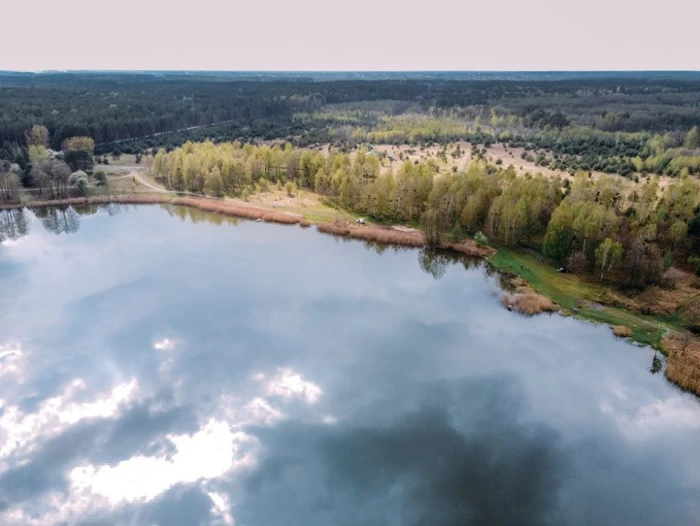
top-left (488, 247), bottom-right (673, 349)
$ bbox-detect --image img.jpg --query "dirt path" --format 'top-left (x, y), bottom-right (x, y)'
top-left (95, 120), bottom-right (237, 147)
top-left (108, 168), bottom-right (195, 196)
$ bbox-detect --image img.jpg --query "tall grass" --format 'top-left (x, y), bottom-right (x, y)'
top-left (501, 290), bottom-right (558, 316)
top-left (664, 333), bottom-right (700, 395)
top-left (317, 220), bottom-right (425, 247)
top-left (612, 325), bottom-right (633, 338)
top-left (316, 220), bottom-right (496, 256)
top-left (172, 197), bottom-right (301, 224)
top-left (442, 240), bottom-right (496, 258)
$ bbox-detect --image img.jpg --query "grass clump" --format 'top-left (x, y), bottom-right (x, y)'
top-left (501, 289), bottom-right (558, 316)
top-left (612, 325), bottom-right (632, 338)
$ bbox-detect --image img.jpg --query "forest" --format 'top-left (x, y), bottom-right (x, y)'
top-left (1, 72), bottom-right (699, 180)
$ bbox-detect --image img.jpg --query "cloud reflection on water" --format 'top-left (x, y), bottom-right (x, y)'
top-left (0, 205), bottom-right (699, 525)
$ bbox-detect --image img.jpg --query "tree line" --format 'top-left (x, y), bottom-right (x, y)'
top-left (2, 72), bottom-right (699, 165)
top-left (153, 140), bottom-right (700, 290)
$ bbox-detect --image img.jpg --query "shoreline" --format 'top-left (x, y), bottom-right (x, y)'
top-left (1, 194), bottom-right (494, 257)
top-left (3, 193), bottom-right (699, 397)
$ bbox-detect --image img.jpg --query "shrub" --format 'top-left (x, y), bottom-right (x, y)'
top-left (94, 171), bottom-right (107, 186)
top-left (474, 231), bottom-right (489, 246)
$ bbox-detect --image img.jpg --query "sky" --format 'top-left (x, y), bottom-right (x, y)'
top-left (1, 0), bottom-right (698, 71)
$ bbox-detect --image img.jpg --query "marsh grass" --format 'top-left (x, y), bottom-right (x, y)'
top-left (317, 220), bottom-right (426, 247)
top-left (501, 290), bottom-right (558, 316)
top-left (316, 220), bottom-right (497, 257)
top-left (172, 197), bottom-right (301, 224)
top-left (442, 240), bottom-right (496, 258)
top-left (612, 325), bottom-right (633, 338)
top-left (664, 334), bottom-right (700, 395)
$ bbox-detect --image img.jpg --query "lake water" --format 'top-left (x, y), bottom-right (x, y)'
top-left (1, 204), bottom-right (699, 526)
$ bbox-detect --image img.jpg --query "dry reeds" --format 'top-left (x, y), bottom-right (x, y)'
top-left (664, 333), bottom-right (700, 396)
top-left (316, 220), bottom-right (501, 256)
top-left (317, 220), bottom-right (425, 247)
top-left (171, 197), bottom-right (301, 224)
top-left (612, 325), bottom-right (632, 338)
top-left (441, 240), bottom-right (496, 258)
top-left (510, 277), bottom-right (529, 288)
top-left (501, 289), bottom-right (558, 316)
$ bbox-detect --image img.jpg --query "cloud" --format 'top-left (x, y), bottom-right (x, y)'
top-left (0, 341), bottom-right (25, 381)
top-left (259, 368), bottom-right (322, 404)
top-left (208, 491), bottom-right (235, 526)
top-left (154, 338), bottom-right (176, 351)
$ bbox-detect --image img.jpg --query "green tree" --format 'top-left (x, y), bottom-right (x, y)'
top-left (69, 170), bottom-right (89, 196)
top-left (94, 171), bottom-right (107, 187)
top-left (685, 126), bottom-right (700, 149)
top-left (28, 125), bottom-right (50, 148)
top-left (284, 181), bottom-right (294, 197)
top-left (204, 167), bottom-right (224, 196)
top-left (595, 238), bottom-right (623, 282)
top-left (668, 220), bottom-right (687, 250)
top-left (543, 204), bottom-right (575, 262)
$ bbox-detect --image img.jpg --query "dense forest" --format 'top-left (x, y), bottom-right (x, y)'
top-left (1, 72), bottom-right (699, 180)
top-left (151, 140), bottom-right (700, 290)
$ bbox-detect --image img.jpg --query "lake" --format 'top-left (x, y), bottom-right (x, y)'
top-left (1, 204), bottom-right (699, 526)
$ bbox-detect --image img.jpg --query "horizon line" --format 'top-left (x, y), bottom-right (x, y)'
top-left (2, 69), bottom-right (700, 74)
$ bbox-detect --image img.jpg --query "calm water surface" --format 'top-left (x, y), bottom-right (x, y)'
top-left (0, 204), bottom-right (699, 526)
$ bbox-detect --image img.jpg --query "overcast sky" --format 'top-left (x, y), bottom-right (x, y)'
top-left (2, 0), bottom-right (697, 71)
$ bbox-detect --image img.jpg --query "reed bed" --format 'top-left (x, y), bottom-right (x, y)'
top-left (441, 240), bottom-right (496, 258)
top-left (501, 289), bottom-right (558, 316)
top-left (664, 333), bottom-right (700, 396)
top-left (612, 325), bottom-right (632, 338)
top-left (317, 220), bottom-right (426, 247)
top-left (171, 197), bottom-right (301, 224)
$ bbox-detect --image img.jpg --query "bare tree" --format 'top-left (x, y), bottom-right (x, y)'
top-left (0, 161), bottom-right (20, 202)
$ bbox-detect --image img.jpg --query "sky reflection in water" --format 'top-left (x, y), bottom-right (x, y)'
top-left (0, 204), bottom-right (699, 526)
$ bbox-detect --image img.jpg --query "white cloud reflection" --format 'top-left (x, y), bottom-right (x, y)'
top-left (70, 419), bottom-right (253, 503)
top-left (602, 395), bottom-right (700, 441)
top-left (0, 378), bottom-right (138, 468)
top-left (1, 363), bottom-right (325, 524)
